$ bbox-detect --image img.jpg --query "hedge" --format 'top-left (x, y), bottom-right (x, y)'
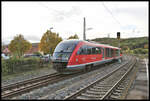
top-left (2, 57), bottom-right (50, 76)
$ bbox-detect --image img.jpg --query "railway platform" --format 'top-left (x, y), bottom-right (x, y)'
top-left (126, 58), bottom-right (149, 99)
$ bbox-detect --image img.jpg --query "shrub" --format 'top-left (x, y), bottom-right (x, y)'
top-left (2, 59), bottom-right (9, 75)
top-left (33, 52), bottom-right (42, 56)
top-left (2, 56), bottom-right (45, 76)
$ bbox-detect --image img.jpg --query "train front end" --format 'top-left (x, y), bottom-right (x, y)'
top-left (52, 40), bottom-right (79, 74)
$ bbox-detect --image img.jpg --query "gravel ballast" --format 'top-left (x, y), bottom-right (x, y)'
top-left (13, 59), bottom-right (128, 99)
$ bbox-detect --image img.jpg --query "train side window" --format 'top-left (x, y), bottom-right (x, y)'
top-left (111, 49), bottom-right (113, 57)
top-left (82, 45), bottom-right (87, 55)
top-left (92, 47), bottom-right (96, 54)
top-left (77, 47), bottom-right (82, 55)
top-left (95, 47), bottom-right (99, 54)
top-left (106, 48), bottom-right (109, 57)
top-left (102, 48), bottom-right (105, 58)
top-left (87, 46), bottom-right (92, 54)
top-left (112, 49), bottom-right (114, 57)
top-left (77, 45), bottom-right (87, 55)
top-left (115, 49), bottom-right (119, 56)
top-left (120, 50), bottom-right (122, 54)
top-left (96, 47), bottom-right (101, 54)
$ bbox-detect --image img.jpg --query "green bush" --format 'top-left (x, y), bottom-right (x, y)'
top-left (2, 59), bottom-right (9, 75)
top-left (2, 56), bottom-right (48, 76)
top-left (33, 52), bottom-right (42, 56)
top-left (133, 48), bottom-right (148, 54)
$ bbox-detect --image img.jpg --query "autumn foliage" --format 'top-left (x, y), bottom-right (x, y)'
top-left (8, 34), bottom-right (32, 58)
top-left (67, 34), bottom-right (79, 39)
top-left (39, 30), bottom-right (62, 55)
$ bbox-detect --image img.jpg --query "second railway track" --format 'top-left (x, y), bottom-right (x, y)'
top-left (64, 56), bottom-right (137, 100)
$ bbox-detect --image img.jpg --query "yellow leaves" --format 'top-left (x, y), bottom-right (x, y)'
top-left (39, 30), bottom-right (62, 54)
top-left (144, 44), bottom-right (148, 49)
top-left (67, 34), bottom-right (79, 39)
top-left (8, 34), bottom-right (32, 58)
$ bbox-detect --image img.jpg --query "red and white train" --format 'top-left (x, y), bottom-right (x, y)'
top-left (52, 39), bottom-right (122, 74)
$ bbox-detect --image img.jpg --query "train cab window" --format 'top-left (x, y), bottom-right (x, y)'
top-left (54, 42), bottom-right (77, 53)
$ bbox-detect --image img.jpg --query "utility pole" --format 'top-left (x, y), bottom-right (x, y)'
top-left (83, 17), bottom-right (86, 40)
top-left (108, 33), bottom-right (110, 38)
top-left (117, 32), bottom-right (121, 63)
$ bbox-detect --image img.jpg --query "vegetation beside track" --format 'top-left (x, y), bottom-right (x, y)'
top-left (2, 57), bottom-right (52, 77)
top-left (91, 37), bottom-right (148, 58)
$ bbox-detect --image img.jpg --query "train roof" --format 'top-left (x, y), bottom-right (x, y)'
top-left (84, 40), bottom-right (120, 49)
top-left (61, 39), bottom-right (120, 49)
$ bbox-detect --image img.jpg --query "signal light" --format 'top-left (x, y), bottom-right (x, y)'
top-left (117, 32), bottom-right (120, 40)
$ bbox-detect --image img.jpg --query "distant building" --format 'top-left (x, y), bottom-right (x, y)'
top-left (2, 45), bottom-right (11, 55)
top-left (2, 43), bottom-right (43, 56)
top-left (24, 43), bottom-right (43, 55)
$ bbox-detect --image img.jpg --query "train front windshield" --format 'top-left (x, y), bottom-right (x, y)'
top-left (53, 41), bottom-right (77, 61)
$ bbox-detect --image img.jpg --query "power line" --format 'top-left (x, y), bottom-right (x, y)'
top-left (102, 2), bottom-right (122, 27)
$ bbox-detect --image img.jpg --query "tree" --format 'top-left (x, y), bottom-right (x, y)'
top-left (39, 30), bottom-right (62, 55)
top-left (144, 44), bottom-right (148, 49)
top-left (8, 34), bottom-right (32, 58)
top-left (67, 34), bottom-right (79, 39)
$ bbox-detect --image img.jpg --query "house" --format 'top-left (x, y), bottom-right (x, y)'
top-left (2, 43), bottom-right (43, 56)
top-left (2, 45), bottom-right (11, 55)
top-left (24, 43), bottom-right (43, 55)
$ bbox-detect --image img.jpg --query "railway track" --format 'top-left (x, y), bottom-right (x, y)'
top-left (2, 73), bottom-right (59, 92)
top-left (2, 56), bottom-right (129, 99)
top-left (2, 72), bottom-right (79, 99)
top-left (64, 56), bottom-right (137, 100)
top-left (2, 60), bottom-right (117, 99)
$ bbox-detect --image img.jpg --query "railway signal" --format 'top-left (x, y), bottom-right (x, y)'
top-left (117, 32), bottom-right (120, 40)
top-left (117, 32), bottom-right (121, 63)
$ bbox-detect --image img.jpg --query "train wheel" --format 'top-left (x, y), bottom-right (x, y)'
top-left (86, 65), bottom-right (92, 71)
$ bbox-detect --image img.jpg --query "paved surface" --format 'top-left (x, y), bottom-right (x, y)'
top-left (126, 58), bottom-right (149, 99)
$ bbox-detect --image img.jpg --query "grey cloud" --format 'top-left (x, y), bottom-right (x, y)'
top-left (120, 24), bottom-right (137, 31)
top-left (2, 35), bottom-right (40, 45)
top-left (52, 6), bottom-right (82, 22)
top-left (114, 7), bottom-right (147, 20)
top-left (25, 35), bottom-right (41, 42)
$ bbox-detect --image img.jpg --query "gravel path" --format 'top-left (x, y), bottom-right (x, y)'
top-left (2, 67), bottom-right (57, 86)
top-left (12, 59), bottom-right (128, 99)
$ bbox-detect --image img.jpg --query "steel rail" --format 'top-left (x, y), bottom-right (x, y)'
top-left (101, 57), bottom-right (136, 99)
top-left (2, 73), bottom-right (59, 91)
top-left (64, 57), bottom-right (133, 100)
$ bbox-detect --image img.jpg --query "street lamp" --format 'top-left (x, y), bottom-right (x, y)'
top-left (86, 28), bottom-right (93, 31)
top-left (50, 27), bottom-right (53, 31)
top-left (83, 17), bottom-right (94, 40)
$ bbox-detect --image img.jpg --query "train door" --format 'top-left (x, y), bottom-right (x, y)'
top-left (102, 48), bottom-right (105, 60)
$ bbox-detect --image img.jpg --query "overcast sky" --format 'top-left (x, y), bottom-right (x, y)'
top-left (2, 1), bottom-right (148, 44)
